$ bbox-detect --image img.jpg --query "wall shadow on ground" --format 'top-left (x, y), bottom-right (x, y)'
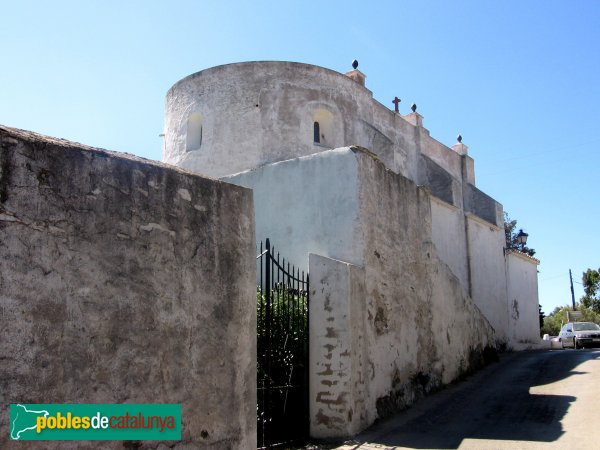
top-left (346, 350), bottom-right (597, 449)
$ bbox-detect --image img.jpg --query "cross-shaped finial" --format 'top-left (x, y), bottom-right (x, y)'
top-left (392, 97), bottom-right (401, 113)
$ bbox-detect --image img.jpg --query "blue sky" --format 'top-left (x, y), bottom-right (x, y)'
top-left (1, 1), bottom-right (598, 314)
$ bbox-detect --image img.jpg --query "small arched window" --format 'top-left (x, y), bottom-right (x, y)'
top-left (313, 121), bottom-right (320, 143)
top-left (312, 108), bottom-right (336, 147)
top-left (186, 113), bottom-right (203, 151)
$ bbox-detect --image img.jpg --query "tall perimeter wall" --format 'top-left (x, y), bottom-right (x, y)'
top-left (0, 126), bottom-right (256, 449)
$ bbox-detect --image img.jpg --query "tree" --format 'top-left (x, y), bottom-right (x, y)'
top-left (539, 304), bottom-right (545, 333)
top-left (541, 305), bottom-right (569, 336)
top-left (581, 268), bottom-right (600, 313)
top-left (504, 212), bottom-right (536, 256)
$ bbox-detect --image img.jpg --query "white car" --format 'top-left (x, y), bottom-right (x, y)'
top-left (558, 322), bottom-right (600, 349)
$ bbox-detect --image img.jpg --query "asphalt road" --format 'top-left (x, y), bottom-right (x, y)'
top-left (332, 349), bottom-right (600, 450)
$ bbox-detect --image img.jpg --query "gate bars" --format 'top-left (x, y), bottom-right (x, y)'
top-left (256, 239), bottom-right (309, 448)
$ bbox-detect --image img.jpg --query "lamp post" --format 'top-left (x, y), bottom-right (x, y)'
top-left (516, 229), bottom-right (528, 252)
top-left (569, 269), bottom-right (577, 310)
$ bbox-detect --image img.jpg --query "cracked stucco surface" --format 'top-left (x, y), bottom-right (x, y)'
top-left (308, 150), bottom-right (495, 439)
top-left (0, 125), bottom-right (256, 449)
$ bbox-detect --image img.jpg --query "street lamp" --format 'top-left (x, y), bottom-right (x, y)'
top-left (516, 229), bottom-right (528, 251)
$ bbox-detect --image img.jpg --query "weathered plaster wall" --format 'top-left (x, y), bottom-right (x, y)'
top-left (506, 250), bottom-right (541, 347)
top-left (230, 146), bottom-right (495, 439)
top-left (309, 254), bottom-right (369, 438)
top-left (164, 62), bottom-right (375, 178)
top-left (354, 149), bottom-right (495, 429)
top-left (419, 131), bottom-right (463, 181)
top-left (0, 126), bottom-right (256, 449)
top-left (430, 197), bottom-right (469, 291)
top-left (464, 184), bottom-right (503, 228)
top-left (419, 155), bottom-right (457, 206)
top-left (466, 214), bottom-right (509, 343)
top-left (223, 147), bottom-right (364, 271)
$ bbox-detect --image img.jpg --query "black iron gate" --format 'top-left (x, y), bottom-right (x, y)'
top-left (257, 239), bottom-right (309, 448)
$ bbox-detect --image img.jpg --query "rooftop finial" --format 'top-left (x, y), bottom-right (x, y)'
top-left (392, 96), bottom-right (401, 113)
top-left (352, 59), bottom-right (359, 70)
top-left (457, 134), bottom-right (462, 143)
top-left (411, 103), bottom-right (417, 113)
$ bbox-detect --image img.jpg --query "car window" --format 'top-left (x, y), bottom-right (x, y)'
top-left (573, 322), bottom-right (600, 331)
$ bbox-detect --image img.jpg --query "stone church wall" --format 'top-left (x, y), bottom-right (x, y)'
top-left (164, 60), bottom-right (540, 438)
top-left (164, 62), bottom-right (375, 179)
top-left (0, 126), bottom-right (256, 449)
top-left (226, 146), bottom-right (495, 439)
top-left (163, 61), bottom-right (458, 187)
top-left (167, 62), bottom-right (508, 309)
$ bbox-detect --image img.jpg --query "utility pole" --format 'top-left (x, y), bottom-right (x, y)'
top-left (569, 269), bottom-right (576, 310)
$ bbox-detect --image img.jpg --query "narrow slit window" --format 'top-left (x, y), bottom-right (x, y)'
top-left (313, 122), bottom-right (320, 143)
